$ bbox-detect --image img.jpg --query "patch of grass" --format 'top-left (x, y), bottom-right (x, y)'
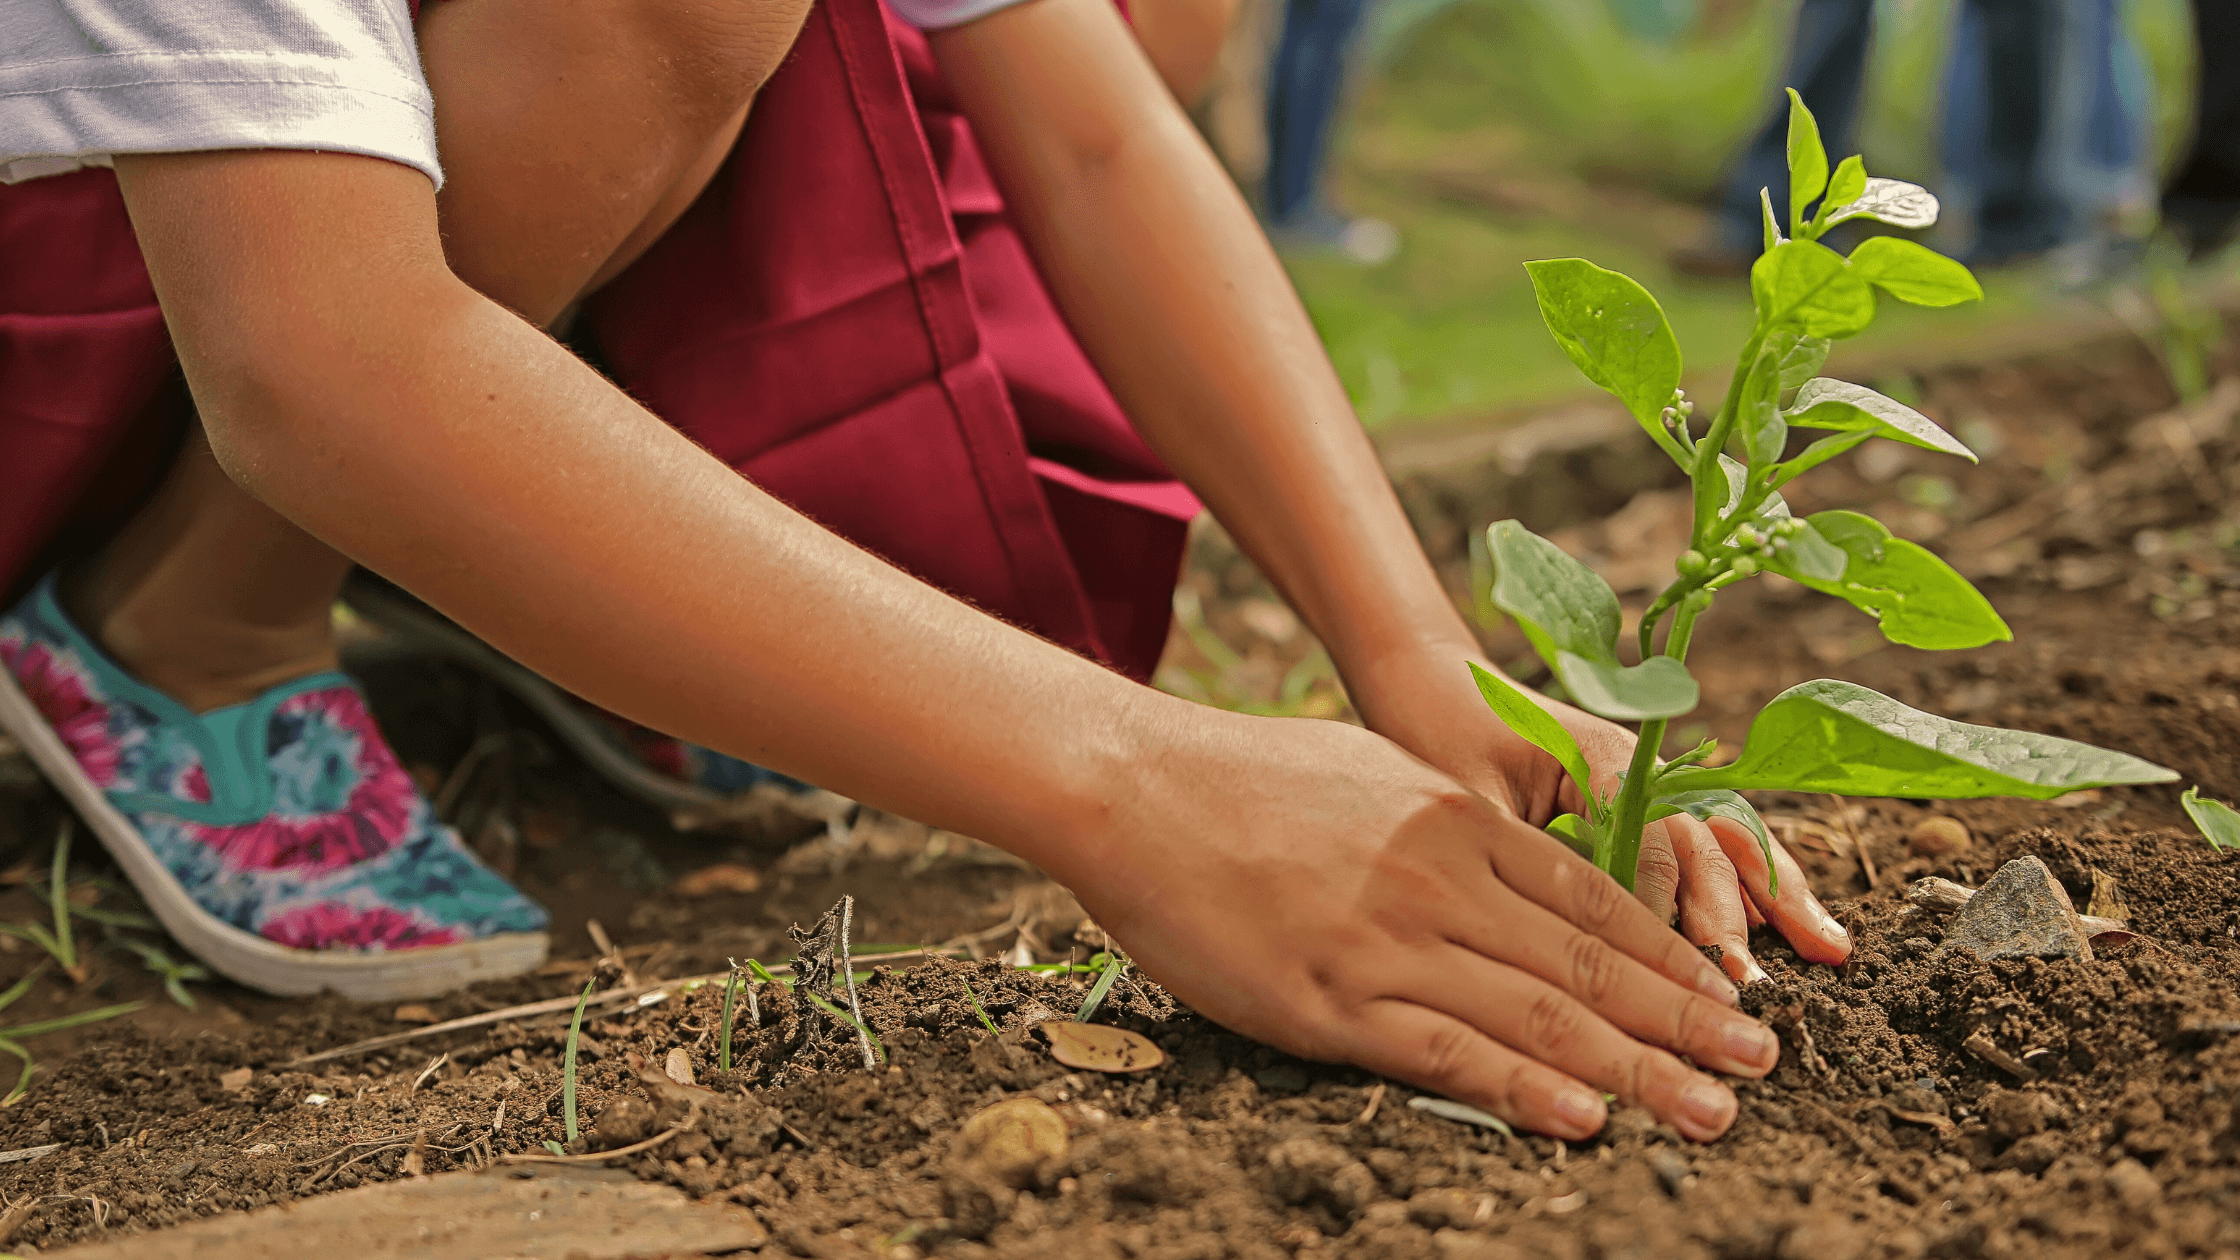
top-left (113, 938), bottom-right (208, 1010)
top-left (0, 822), bottom-right (83, 982)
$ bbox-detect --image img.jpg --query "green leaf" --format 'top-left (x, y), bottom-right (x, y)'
top-left (1769, 330), bottom-right (1832, 396)
top-left (1751, 241), bottom-right (1876, 338)
top-left (1824, 177), bottom-right (1940, 230)
top-left (1524, 259), bottom-right (1684, 433)
top-left (1780, 520), bottom-right (1850, 583)
top-left (1553, 651), bottom-right (1702, 722)
top-left (1846, 237), bottom-right (1983, 307)
top-left (1664, 680), bottom-right (2178, 799)
top-left (1821, 155), bottom-right (1867, 220)
top-left (1774, 429), bottom-right (1874, 483)
top-left (1470, 663), bottom-right (1595, 808)
top-left (2182, 787), bottom-right (2240, 851)
top-left (1738, 345), bottom-right (1787, 469)
top-left (1485, 520), bottom-right (1621, 669)
top-left (0, 1001), bottom-right (144, 1040)
top-left (1647, 789), bottom-right (1776, 895)
top-left (1760, 188), bottom-right (1784, 254)
top-left (1484, 522), bottom-right (1700, 721)
top-left (1769, 511), bottom-right (2011, 649)
top-left (1544, 813), bottom-right (1597, 860)
top-left (1787, 378), bottom-right (1975, 460)
top-left (1784, 88), bottom-right (1828, 237)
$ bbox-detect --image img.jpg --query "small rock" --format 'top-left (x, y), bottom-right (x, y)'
top-left (663, 1048), bottom-right (696, 1087)
top-left (392, 1004), bottom-right (440, 1024)
top-left (670, 862), bottom-right (763, 897)
top-left (218, 1067), bottom-right (254, 1092)
top-left (1907, 816), bottom-right (1971, 856)
top-left (2105, 1158), bottom-right (2161, 1210)
top-left (1943, 856), bottom-right (2094, 961)
top-left (955, 1097), bottom-right (1068, 1189)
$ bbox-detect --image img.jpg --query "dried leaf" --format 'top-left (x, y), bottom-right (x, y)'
top-left (1040, 1021), bottom-right (1165, 1073)
top-left (671, 862), bottom-right (764, 898)
top-left (956, 1097), bottom-right (1069, 1188)
top-left (2087, 868), bottom-right (2129, 924)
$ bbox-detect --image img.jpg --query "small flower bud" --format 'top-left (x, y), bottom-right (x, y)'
top-left (1731, 555), bottom-right (1761, 578)
top-left (1734, 525), bottom-right (1761, 548)
top-left (1676, 550), bottom-right (1710, 578)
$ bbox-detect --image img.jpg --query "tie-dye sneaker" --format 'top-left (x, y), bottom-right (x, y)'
top-left (0, 575), bottom-right (548, 1000)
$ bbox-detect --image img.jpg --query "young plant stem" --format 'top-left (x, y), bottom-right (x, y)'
top-left (1690, 328), bottom-right (1768, 542)
top-left (561, 973), bottom-right (596, 1147)
top-left (833, 896), bottom-right (876, 1072)
top-left (1607, 591), bottom-right (1716, 890)
top-left (48, 822), bottom-right (78, 981)
top-left (717, 967), bottom-right (741, 1074)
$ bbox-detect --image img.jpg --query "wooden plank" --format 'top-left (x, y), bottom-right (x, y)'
top-left (52, 1164), bottom-right (766, 1259)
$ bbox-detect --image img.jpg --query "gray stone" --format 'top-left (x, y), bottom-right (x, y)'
top-left (1943, 856), bottom-right (2095, 962)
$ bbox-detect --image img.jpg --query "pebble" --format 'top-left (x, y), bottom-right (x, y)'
top-left (1943, 856), bottom-right (2094, 961)
top-left (2105, 1158), bottom-right (2162, 1210)
top-left (1907, 816), bottom-right (1972, 856)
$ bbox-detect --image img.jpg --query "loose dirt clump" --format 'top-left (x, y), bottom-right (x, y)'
top-left (0, 329), bottom-right (2237, 1258)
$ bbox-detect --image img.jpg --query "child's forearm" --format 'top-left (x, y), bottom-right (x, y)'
top-left (114, 149), bottom-right (1166, 878)
top-left (933, 0), bottom-right (1484, 727)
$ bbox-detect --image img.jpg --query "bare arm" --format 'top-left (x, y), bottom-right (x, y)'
top-left (931, 0), bottom-right (1855, 971)
top-left (115, 146), bottom-right (1769, 1142)
top-left (1129, 0), bottom-right (1239, 104)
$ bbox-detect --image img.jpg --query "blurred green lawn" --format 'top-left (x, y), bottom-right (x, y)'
top-left (1292, 0), bottom-right (2203, 427)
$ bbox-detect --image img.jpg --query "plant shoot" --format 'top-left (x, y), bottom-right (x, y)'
top-left (1479, 89), bottom-right (2180, 892)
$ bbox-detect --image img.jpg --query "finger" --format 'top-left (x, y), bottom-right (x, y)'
top-left (1449, 869), bottom-right (1777, 1078)
top-left (1742, 884), bottom-right (1767, 928)
top-left (1632, 818), bottom-right (1681, 926)
top-left (1412, 950), bottom-right (1744, 1142)
top-left (1485, 824), bottom-right (1740, 1007)
top-left (1712, 816), bottom-right (1852, 966)
top-left (1666, 816), bottom-right (1767, 985)
top-left (1341, 999), bottom-right (1608, 1141)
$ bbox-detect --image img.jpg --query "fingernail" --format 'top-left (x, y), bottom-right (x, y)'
top-left (1553, 1088), bottom-right (1606, 1135)
top-left (1722, 1018), bottom-right (1777, 1070)
top-left (1735, 951), bottom-right (1771, 985)
top-left (1697, 965), bottom-right (1740, 1006)
top-left (1819, 905), bottom-right (1851, 940)
top-left (1680, 1078), bottom-right (1735, 1136)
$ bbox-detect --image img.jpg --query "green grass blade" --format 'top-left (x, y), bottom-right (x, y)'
top-left (718, 969), bottom-right (742, 1073)
top-left (562, 974), bottom-right (596, 1146)
top-left (0, 965), bottom-right (47, 1017)
top-left (961, 980), bottom-right (1000, 1034)
top-left (48, 822), bottom-right (75, 972)
top-left (1076, 954), bottom-right (1127, 1023)
top-left (0, 1038), bottom-right (32, 1106)
top-left (0, 1001), bottom-right (144, 1039)
top-left (801, 992), bottom-right (884, 1065)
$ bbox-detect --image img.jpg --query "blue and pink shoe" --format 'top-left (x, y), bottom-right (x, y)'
top-left (0, 576), bottom-right (548, 1000)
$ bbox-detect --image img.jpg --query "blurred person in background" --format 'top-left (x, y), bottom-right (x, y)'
top-left (1262, 0), bottom-right (1400, 260)
top-left (1672, 0), bottom-right (2155, 278)
top-left (2163, 0), bottom-right (2240, 258)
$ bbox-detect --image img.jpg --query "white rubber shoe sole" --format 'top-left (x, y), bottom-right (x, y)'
top-left (0, 666), bottom-right (547, 1002)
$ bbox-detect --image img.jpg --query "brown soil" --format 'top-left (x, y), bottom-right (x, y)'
top-left (0, 330), bottom-right (2237, 1259)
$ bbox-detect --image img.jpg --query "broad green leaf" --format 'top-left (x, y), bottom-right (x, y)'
top-left (1781, 520), bottom-right (1850, 582)
top-left (1751, 241), bottom-right (1876, 338)
top-left (1554, 650), bottom-right (1701, 722)
top-left (1787, 378), bottom-right (1975, 460)
top-left (1769, 329), bottom-right (1832, 395)
top-left (1647, 789), bottom-right (1776, 894)
top-left (1738, 345), bottom-right (1787, 468)
top-left (1663, 679), bottom-right (2178, 799)
top-left (1770, 511), bottom-right (2010, 649)
top-left (2181, 787), bottom-right (2240, 851)
top-left (1470, 663), bottom-right (1594, 807)
top-left (1524, 259), bottom-right (1684, 432)
top-left (1545, 813), bottom-right (1598, 860)
top-left (1821, 156), bottom-right (1867, 221)
top-left (1785, 88), bottom-right (1828, 236)
top-left (1824, 177), bottom-right (1940, 230)
top-left (1485, 520), bottom-right (1621, 669)
top-left (1847, 237), bottom-right (1982, 307)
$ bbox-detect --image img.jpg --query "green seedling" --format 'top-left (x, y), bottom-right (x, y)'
top-left (718, 963), bottom-right (743, 1074)
top-left (561, 973), bottom-right (597, 1148)
top-left (960, 980), bottom-right (1000, 1034)
top-left (114, 938), bottom-right (208, 1009)
top-left (801, 992), bottom-right (885, 1065)
top-left (2182, 787), bottom-right (2240, 851)
top-left (1481, 89), bottom-right (2180, 893)
top-left (0, 822), bottom-right (84, 982)
top-left (1076, 951), bottom-right (1127, 1023)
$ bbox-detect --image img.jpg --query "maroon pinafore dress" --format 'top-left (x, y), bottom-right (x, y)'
top-left (0, 0), bottom-right (1196, 681)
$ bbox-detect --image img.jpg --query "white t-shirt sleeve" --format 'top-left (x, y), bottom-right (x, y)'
top-left (0, 0), bottom-right (441, 187)
top-left (884, 0), bottom-right (1038, 32)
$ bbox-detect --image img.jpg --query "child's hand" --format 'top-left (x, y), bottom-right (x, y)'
top-left (1345, 652), bottom-right (1854, 986)
top-left (1056, 707), bottom-right (1778, 1143)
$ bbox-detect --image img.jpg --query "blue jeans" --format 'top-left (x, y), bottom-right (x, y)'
top-left (1713, 0), bottom-right (1878, 251)
top-left (1264, 0), bottom-right (1377, 226)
